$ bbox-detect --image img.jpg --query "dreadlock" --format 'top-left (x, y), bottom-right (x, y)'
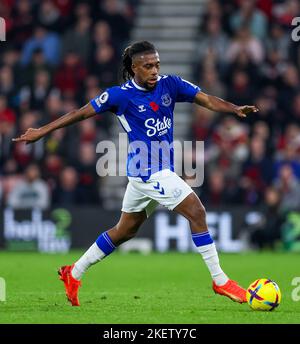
top-left (122, 41), bottom-right (157, 81)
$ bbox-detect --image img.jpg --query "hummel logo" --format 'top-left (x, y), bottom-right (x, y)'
top-left (138, 105), bottom-right (146, 112)
top-left (153, 181), bottom-right (165, 195)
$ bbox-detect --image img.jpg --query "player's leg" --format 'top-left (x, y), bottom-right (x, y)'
top-left (173, 192), bottom-right (246, 303)
top-left (58, 211), bottom-right (146, 306)
top-left (174, 192), bottom-right (228, 284)
top-left (72, 210), bottom-right (147, 279)
top-left (58, 180), bottom-right (154, 306)
top-left (134, 170), bottom-right (246, 303)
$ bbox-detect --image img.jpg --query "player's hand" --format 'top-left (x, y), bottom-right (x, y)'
top-left (12, 128), bottom-right (44, 144)
top-left (235, 105), bottom-right (259, 118)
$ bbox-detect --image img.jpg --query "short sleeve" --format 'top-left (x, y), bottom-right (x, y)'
top-left (172, 75), bottom-right (201, 103)
top-left (90, 87), bottom-right (124, 114)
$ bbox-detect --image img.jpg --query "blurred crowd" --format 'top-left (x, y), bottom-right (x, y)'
top-left (1, 0), bottom-right (300, 231)
top-left (192, 0), bottom-right (300, 220)
top-left (0, 0), bottom-right (137, 208)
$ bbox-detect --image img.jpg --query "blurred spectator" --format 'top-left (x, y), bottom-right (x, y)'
top-left (78, 119), bottom-right (98, 143)
top-left (73, 1), bottom-right (91, 21)
top-left (240, 136), bottom-right (273, 205)
top-left (192, 106), bottom-right (217, 144)
top-left (54, 51), bottom-right (87, 97)
top-left (252, 121), bottom-right (271, 142)
top-left (7, 163), bottom-right (50, 209)
top-left (0, 95), bottom-right (16, 166)
top-left (278, 64), bottom-right (300, 119)
top-left (0, 66), bottom-right (16, 106)
top-left (201, 169), bottom-right (239, 205)
top-left (62, 16), bottom-right (92, 64)
top-left (19, 47), bottom-right (54, 87)
top-left (10, 0), bottom-right (34, 47)
top-left (44, 128), bottom-right (67, 156)
top-left (37, 0), bottom-right (64, 32)
top-left (12, 111), bottom-right (42, 169)
top-left (0, 159), bottom-right (21, 205)
top-left (43, 153), bottom-right (64, 187)
top-left (203, 0), bottom-right (223, 20)
top-left (99, 0), bottom-right (132, 47)
top-left (260, 50), bottom-right (286, 93)
top-left (75, 142), bottom-right (101, 204)
top-left (230, 0), bottom-right (268, 40)
top-left (273, 164), bottom-right (300, 212)
top-left (199, 67), bottom-right (225, 99)
top-left (53, 166), bottom-right (80, 205)
top-left (250, 93), bottom-right (276, 131)
top-left (82, 76), bottom-right (112, 135)
top-left (207, 116), bottom-right (248, 181)
top-left (53, 0), bottom-right (72, 18)
top-left (93, 20), bottom-right (113, 47)
top-left (196, 16), bottom-right (229, 69)
top-left (90, 44), bottom-right (119, 88)
top-left (0, 48), bottom-right (20, 69)
top-left (44, 91), bottom-right (63, 121)
top-left (30, 70), bottom-right (52, 110)
top-left (21, 26), bottom-right (61, 66)
top-left (274, 145), bottom-right (300, 181)
top-left (274, 123), bottom-right (300, 179)
top-left (276, 123), bottom-right (300, 152)
top-left (0, 179), bottom-right (3, 207)
top-left (0, 94), bottom-right (16, 125)
top-left (225, 25), bottom-right (264, 64)
top-left (249, 186), bottom-right (284, 250)
top-left (225, 50), bottom-right (259, 89)
top-left (265, 23), bottom-right (290, 61)
top-left (273, 0), bottom-right (300, 28)
top-left (291, 92), bottom-right (300, 124)
top-left (226, 70), bottom-right (255, 105)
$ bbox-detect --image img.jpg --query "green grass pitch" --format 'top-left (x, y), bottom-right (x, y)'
top-left (0, 251), bottom-right (299, 324)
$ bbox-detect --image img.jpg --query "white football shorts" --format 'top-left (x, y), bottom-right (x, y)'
top-left (121, 169), bottom-right (194, 217)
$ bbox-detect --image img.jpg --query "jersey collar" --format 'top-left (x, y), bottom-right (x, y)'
top-left (131, 76), bottom-right (161, 91)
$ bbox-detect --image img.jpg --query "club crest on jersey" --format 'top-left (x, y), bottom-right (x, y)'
top-left (172, 188), bottom-right (182, 198)
top-left (161, 93), bottom-right (172, 107)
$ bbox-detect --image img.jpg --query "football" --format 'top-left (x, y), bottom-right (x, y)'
top-left (246, 278), bottom-right (281, 311)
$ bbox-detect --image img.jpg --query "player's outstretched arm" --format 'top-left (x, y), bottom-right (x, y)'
top-left (194, 91), bottom-right (258, 118)
top-left (12, 103), bottom-right (96, 144)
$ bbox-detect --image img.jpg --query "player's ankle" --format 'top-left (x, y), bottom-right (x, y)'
top-left (213, 275), bottom-right (229, 286)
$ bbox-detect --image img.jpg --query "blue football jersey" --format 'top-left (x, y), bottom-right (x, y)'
top-left (90, 75), bottom-right (200, 181)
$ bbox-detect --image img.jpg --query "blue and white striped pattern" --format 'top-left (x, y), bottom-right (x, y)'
top-left (192, 231), bottom-right (213, 247)
top-left (96, 231), bottom-right (116, 256)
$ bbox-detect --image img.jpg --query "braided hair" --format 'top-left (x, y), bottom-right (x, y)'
top-left (122, 41), bottom-right (156, 81)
